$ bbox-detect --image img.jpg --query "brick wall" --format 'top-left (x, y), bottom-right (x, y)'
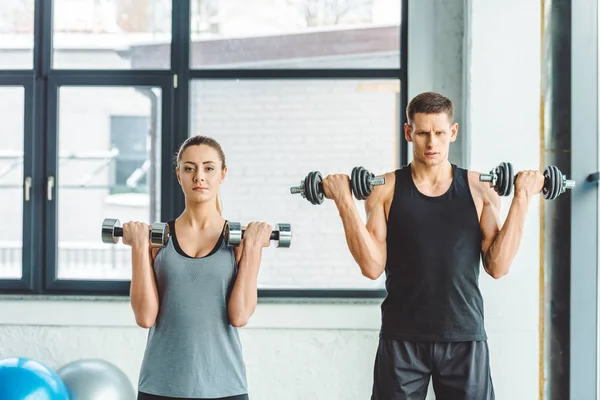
top-left (190, 77), bottom-right (398, 289)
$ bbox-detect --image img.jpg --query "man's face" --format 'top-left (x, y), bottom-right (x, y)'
top-left (404, 112), bottom-right (458, 167)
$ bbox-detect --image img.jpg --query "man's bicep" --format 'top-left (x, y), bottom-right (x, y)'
top-left (480, 192), bottom-right (502, 255)
top-left (365, 193), bottom-right (387, 244)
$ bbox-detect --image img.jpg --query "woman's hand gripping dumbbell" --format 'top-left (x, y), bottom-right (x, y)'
top-left (224, 221), bottom-right (292, 248)
top-left (101, 218), bottom-right (170, 247)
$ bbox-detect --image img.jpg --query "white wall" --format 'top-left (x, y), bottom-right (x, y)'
top-left (468, 0), bottom-right (541, 399)
top-left (0, 0), bottom-right (543, 399)
top-left (0, 298), bottom-right (383, 400)
top-left (190, 78), bottom-right (396, 289)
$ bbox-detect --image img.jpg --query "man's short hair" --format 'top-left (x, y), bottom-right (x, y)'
top-left (406, 92), bottom-right (454, 125)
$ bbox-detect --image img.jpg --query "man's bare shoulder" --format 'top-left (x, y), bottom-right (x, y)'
top-left (467, 170), bottom-right (501, 207)
top-left (366, 170), bottom-right (396, 205)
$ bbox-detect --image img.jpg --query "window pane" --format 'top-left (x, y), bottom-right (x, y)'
top-left (0, 87), bottom-right (24, 279)
top-left (0, 0), bottom-right (34, 69)
top-left (57, 86), bottom-right (162, 280)
top-left (53, 0), bottom-right (172, 70)
top-left (189, 0), bottom-right (401, 69)
top-left (190, 79), bottom-right (398, 289)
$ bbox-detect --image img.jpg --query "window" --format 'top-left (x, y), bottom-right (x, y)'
top-left (189, 0), bottom-right (401, 69)
top-left (0, 0), bottom-right (34, 69)
top-left (53, 86), bottom-right (161, 282)
top-left (0, 0), bottom-right (407, 297)
top-left (52, 0), bottom-right (172, 69)
top-left (0, 86), bottom-right (25, 280)
top-left (110, 115), bottom-right (151, 194)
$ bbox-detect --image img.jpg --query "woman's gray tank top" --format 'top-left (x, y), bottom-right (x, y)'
top-left (137, 220), bottom-right (248, 398)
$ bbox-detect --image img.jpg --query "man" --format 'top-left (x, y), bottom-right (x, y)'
top-left (321, 91), bottom-right (543, 399)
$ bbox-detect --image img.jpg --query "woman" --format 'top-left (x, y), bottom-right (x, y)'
top-left (122, 135), bottom-right (272, 400)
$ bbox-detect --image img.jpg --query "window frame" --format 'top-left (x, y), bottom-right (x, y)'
top-left (0, 0), bottom-right (408, 298)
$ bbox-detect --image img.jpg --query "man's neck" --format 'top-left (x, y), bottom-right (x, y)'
top-left (411, 160), bottom-right (453, 184)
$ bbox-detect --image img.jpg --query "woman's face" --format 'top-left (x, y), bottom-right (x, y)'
top-left (176, 144), bottom-right (226, 203)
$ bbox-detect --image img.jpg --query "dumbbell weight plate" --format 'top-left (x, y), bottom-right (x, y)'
top-left (491, 164), bottom-right (504, 196)
top-left (150, 223), bottom-right (170, 247)
top-left (351, 166), bottom-right (369, 200)
top-left (101, 218), bottom-right (169, 246)
top-left (225, 221), bottom-right (292, 247)
top-left (552, 166), bottom-right (561, 199)
top-left (498, 162), bottom-right (508, 197)
top-left (553, 165), bottom-right (563, 199)
top-left (102, 218), bottom-right (121, 244)
top-left (362, 167), bottom-right (372, 199)
top-left (554, 165), bottom-right (564, 199)
top-left (542, 166), bottom-right (552, 200)
top-left (494, 162), bottom-right (513, 197)
top-left (505, 162), bottom-right (514, 197)
top-left (543, 165), bottom-right (562, 200)
top-left (225, 222), bottom-right (243, 246)
top-left (305, 171), bottom-right (324, 205)
top-left (543, 165), bottom-right (553, 200)
top-left (351, 166), bottom-right (360, 200)
top-left (493, 165), bottom-right (503, 195)
top-left (359, 167), bottom-right (369, 200)
top-left (274, 223), bottom-right (292, 248)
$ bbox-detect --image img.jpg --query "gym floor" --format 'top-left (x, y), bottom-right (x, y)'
top-left (0, 1), bottom-right (598, 400)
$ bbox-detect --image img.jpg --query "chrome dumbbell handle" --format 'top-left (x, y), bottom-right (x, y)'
top-left (369, 176), bottom-right (386, 186)
top-left (564, 179), bottom-right (576, 190)
top-left (290, 186), bottom-right (304, 194)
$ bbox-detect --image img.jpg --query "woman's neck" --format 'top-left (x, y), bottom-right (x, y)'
top-left (178, 203), bottom-right (222, 230)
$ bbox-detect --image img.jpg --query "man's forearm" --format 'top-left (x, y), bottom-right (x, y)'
top-left (336, 200), bottom-right (385, 279)
top-left (485, 194), bottom-right (530, 278)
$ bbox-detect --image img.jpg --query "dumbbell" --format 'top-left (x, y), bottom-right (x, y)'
top-left (101, 218), bottom-right (170, 247)
top-left (290, 166), bottom-right (385, 205)
top-left (224, 221), bottom-right (292, 248)
top-left (479, 162), bottom-right (576, 200)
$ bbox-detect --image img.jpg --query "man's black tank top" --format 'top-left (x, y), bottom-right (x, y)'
top-left (380, 163), bottom-right (487, 342)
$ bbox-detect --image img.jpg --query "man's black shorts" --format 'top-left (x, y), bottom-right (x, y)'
top-left (371, 339), bottom-right (495, 400)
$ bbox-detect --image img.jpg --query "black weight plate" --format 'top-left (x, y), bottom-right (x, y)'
top-left (304, 171), bottom-right (321, 205)
top-left (542, 166), bottom-right (550, 199)
top-left (495, 163), bottom-right (504, 196)
top-left (506, 162), bottom-right (514, 197)
top-left (312, 171), bottom-right (324, 205)
top-left (303, 172), bottom-right (314, 204)
top-left (547, 166), bottom-right (556, 200)
top-left (543, 165), bottom-right (560, 200)
top-left (357, 167), bottom-right (369, 200)
top-left (497, 163), bottom-right (507, 196)
top-left (502, 162), bottom-right (511, 196)
top-left (362, 169), bottom-right (373, 199)
top-left (551, 165), bottom-right (561, 200)
top-left (351, 167), bottom-right (360, 199)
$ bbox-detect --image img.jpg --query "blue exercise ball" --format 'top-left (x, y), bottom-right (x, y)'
top-left (0, 357), bottom-right (70, 400)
